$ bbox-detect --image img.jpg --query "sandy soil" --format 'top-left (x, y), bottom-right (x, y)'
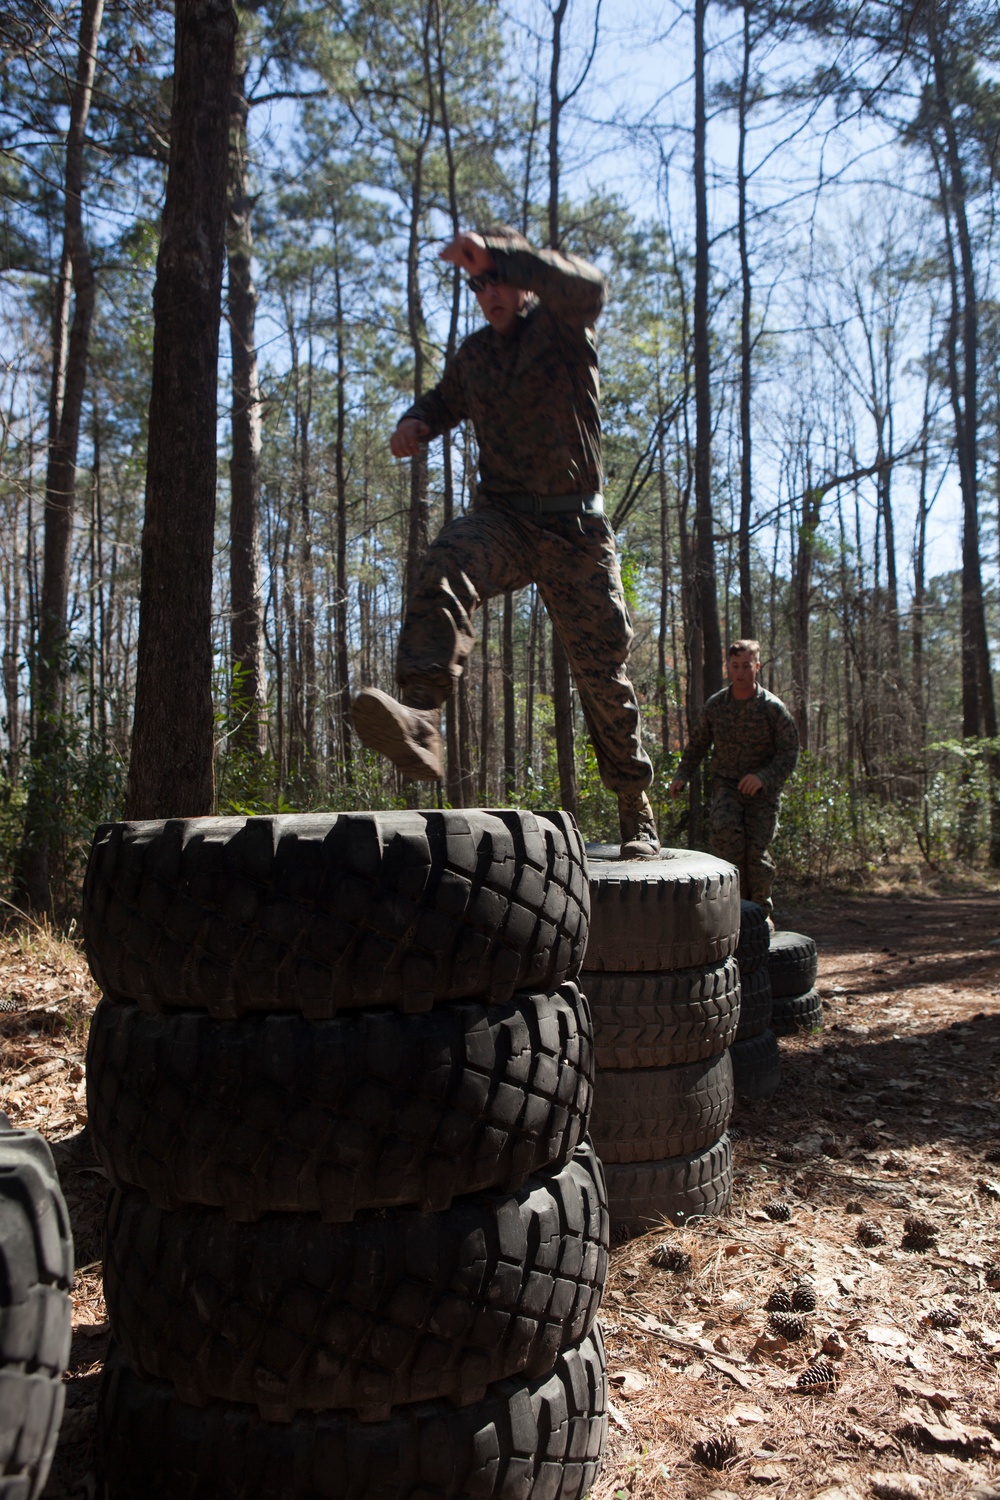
top-left (1, 884), bottom-right (998, 1500)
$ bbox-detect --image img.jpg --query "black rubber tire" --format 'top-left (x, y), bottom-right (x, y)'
top-left (583, 852), bottom-right (739, 973)
top-left (104, 1143), bottom-right (607, 1422)
top-left (583, 958), bottom-right (739, 1068)
top-left (602, 1138), bottom-right (732, 1235)
top-left (87, 985), bottom-right (593, 1222)
top-left (735, 901), bottom-right (769, 974)
top-left (734, 966), bottom-right (772, 1043)
top-left (772, 987), bottom-right (823, 1036)
top-left (0, 1127), bottom-right (74, 1500)
top-left (730, 1029), bottom-right (781, 1100)
top-left (588, 1053), bottom-right (732, 1164)
top-left (766, 931), bottom-right (818, 999)
top-left (83, 810), bottom-right (589, 1017)
top-left (97, 1328), bottom-right (608, 1500)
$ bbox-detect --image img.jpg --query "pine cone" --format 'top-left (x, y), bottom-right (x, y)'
top-left (844, 1199), bottom-right (864, 1214)
top-left (692, 1435), bottom-right (739, 1469)
top-left (765, 1288), bottom-right (792, 1312)
top-left (763, 1200), bottom-right (792, 1222)
top-left (983, 1147), bottom-right (1000, 1165)
top-left (792, 1283), bottom-right (818, 1312)
top-left (857, 1219), bottom-right (886, 1247)
top-left (821, 1136), bottom-right (842, 1158)
top-left (859, 1127), bottom-right (880, 1150)
top-left (796, 1361), bottom-right (837, 1391)
top-left (901, 1215), bottom-right (937, 1251)
top-left (775, 1144), bottom-right (798, 1163)
top-left (984, 1264), bottom-right (1000, 1288)
top-left (768, 1311), bottom-right (806, 1340)
top-left (728, 1124), bottom-right (748, 1142)
top-left (923, 1307), bottom-right (960, 1330)
top-left (650, 1243), bottom-right (692, 1273)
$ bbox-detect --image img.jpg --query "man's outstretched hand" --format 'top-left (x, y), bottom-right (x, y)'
top-left (390, 418), bottom-right (430, 458)
top-left (439, 233), bottom-right (495, 276)
top-left (669, 777), bottom-right (686, 798)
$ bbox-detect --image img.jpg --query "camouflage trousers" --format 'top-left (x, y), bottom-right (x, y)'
top-left (709, 783), bottom-right (780, 913)
top-left (396, 502), bottom-right (653, 795)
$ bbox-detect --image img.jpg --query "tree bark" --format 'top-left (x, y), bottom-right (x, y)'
top-left (125, 0), bottom-right (237, 820)
top-left (736, 0), bottom-right (754, 638)
top-left (693, 0), bottom-right (722, 701)
top-left (502, 590), bottom-right (516, 797)
top-left (332, 242), bottom-right (352, 782)
top-left (547, 0), bottom-right (578, 816)
top-left (14, 0), bottom-right (104, 909)
top-left (227, 55), bottom-right (266, 754)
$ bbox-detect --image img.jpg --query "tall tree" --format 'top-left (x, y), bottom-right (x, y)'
top-left (692, 0), bottom-right (722, 704)
top-left (227, 38), bottom-right (266, 755)
top-left (14, 0), bottom-right (104, 910)
top-left (126, 0), bottom-right (238, 819)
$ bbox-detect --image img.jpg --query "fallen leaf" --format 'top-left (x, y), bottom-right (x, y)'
top-left (606, 1399), bottom-right (632, 1434)
top-left (707, 1355), bottom-right (753, 1389)
top-left (893, 1379), bottom-right (956, 1410)
top-left (609, 1368), bottom-right (647, 1398)
top-left (749, 1463), bottom-right (784, 1483)
top-left (750, 1332), bottom-right (789, 1360)
top-left (869, 1473), bottom-right (927, 1499)
top-left (731, 1403), bottom-right (767, 1423)
top-left (865, 1325), bottom-right (908, 1346)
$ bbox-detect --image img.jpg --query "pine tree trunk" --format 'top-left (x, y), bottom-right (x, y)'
top-left (693, 0), bottom-right (722, 703)
top-left (502, 590), bottom-right (516, 798)
top-left (125, 0), bottom-right (237, 820)
top-left (736, 0), bottom-right (754, 638)
top-left (15, 0), bottom-right (104, 909)
top-left (227, 55), bottom-right (266, 755)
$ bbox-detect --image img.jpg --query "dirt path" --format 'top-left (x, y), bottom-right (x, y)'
top-left (595, 888), bottom-right (1000, 1500)
top-left (2, 889), bottom-right (998, 1499)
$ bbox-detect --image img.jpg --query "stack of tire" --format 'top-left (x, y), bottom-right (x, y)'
top-left (0, 1122), bottom-right (74, 1500)
top-left (767, 931), bottom-right (821, 1035)
top-left (729, 901), bottom-right (781, 1100)
top-left (580, 849), bottom-right (741, 1238)
top-left (82, 810), bottom-right (609, 1500)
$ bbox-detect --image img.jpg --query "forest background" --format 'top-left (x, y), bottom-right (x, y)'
top-left (1, 0), bottom-right (998, 917)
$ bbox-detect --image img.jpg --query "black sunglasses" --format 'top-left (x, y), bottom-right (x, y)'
top-left (468, 270), bottom-right (502, 293)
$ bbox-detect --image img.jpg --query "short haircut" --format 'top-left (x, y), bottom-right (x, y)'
top-left (476, 224), bottom-right (532, 253)
top-left (729, 639), bottom-right (761, 662)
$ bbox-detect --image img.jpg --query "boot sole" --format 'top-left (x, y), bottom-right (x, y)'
top-left (352, 691), bottom-right (442, 780)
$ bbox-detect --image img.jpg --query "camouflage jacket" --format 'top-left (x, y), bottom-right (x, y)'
top-left (675, 685), bottom-right (799, 797)
top-left (401, 233), bottom-right (607, 499)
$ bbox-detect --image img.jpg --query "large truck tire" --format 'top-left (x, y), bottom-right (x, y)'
top-left (583, 958), bottom-right (739, 1069)
top-left (735, 900), bottom-right (769, 974)
top-left (583, 852), bottom-right (739, 973)
top-left (0, 1126), bottom-right (74, 1500)
top-left (771, 988), bottom-right (823, 1035)
top-left (766, 931), bottom-right (818, 1000)
top-left (601, 1139), bottom-right (732, 1234)
top-left (730, 1029), bottom-right (781, 1100)
top-left (87, 986), bottom-right (592, 1222)
top-left (588, 1053), bottom-right (733, 1165)
top-left (97, 1328), bottom-right (608, 1500)
top-left (103, 1143), bottom-right (607, 1422)
top-left (733, 965), bottom-right (771, 1043)
top-left (83, 810), bottom-right (589, 1017)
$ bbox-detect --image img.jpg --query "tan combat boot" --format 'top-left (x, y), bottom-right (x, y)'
top-left (351, 688), bottom-right (443, 780)
top-left (618, 788), bottom-right (660, 859)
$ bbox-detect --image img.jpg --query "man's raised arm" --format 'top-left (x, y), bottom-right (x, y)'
top-left (441, 228), bottom-right (605, 329)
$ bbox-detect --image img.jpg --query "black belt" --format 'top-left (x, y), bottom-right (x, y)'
top-left (487, 491), bottom-right (604, 516)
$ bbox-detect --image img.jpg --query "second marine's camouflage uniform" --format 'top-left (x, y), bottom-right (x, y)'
top-left (675, 685), bottom-right (799, 911)
top-left (397, 231), bottom-right (652, 795)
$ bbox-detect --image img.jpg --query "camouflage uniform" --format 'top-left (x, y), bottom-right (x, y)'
top-left (396, 233), bottom-right (652, 796)
top-left (674, 685), bottom-right (799, 912)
